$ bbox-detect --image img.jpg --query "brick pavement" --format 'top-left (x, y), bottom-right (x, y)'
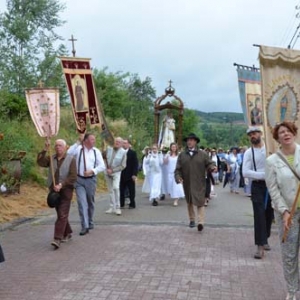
top-left (0, 184), bottom-right (291, 300)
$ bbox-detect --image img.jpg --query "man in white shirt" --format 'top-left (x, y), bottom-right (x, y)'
top-left (104, 137), bottom-right (127, 215)
top-left (242, 127), bottom-right (274, 259)
top-left (68, 133), bottom-right (106, 236)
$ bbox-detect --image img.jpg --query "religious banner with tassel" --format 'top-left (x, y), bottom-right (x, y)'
top-left (234, 63), bottom-right (263, 131)
top-left (25, 84), bottom-right (60, 198)
top-left (59, 56), bottom-right (114, 146)
top-left (259, 45), bottom-right (300, 155)
top-left (25, 85), bottom-right (60, 137)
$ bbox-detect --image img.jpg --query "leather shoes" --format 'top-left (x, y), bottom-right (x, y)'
top-left (79, 228), bottom-right (89, 236)
top-left (254, 246), bottom-right (264, 259)
top-left (128, 206), bottom-right (135, 209)
top-left (189, 221), bottom-right (195, 228)
top-left (197, 223), bottom-right (204, 232)
top-left (152, 200), bottom-right (158, 206)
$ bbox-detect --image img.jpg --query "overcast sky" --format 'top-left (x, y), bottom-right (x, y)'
top-left (1, 0), bottom-right (300, 112)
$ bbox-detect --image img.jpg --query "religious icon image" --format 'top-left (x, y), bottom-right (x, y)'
top-left (72, 75), bottom-right (88, 112)
top-left (39, 103), bottom-right (49, 116)
top-left (249, 95), bottom-right (263, 125)
top-left (158, 111), bottom-right (176, 148)
top-left (267, 84), bottom-right (298, 128)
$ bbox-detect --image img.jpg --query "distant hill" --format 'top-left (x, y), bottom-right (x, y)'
top-left (195, 111), bottom-right (245, 124)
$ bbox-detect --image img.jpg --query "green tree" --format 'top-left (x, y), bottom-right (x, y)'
top-left (125, 74), bottom-right (156, 135)
top-left (93, 67), bottom-right (130, 120)
top-left (0, 0), bottom-right (67, 102)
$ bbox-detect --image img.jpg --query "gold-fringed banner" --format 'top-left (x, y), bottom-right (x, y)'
top-left (60, 57), bottom-right (103, 133)
top-left (259, 45), bottom-right (300, 155)
top-left (25, 88), bottom-right (60, 137)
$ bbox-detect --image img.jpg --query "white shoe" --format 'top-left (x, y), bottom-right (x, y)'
top-left (286, 293), bottom-right (296, 300)
top-left (115, 208), bottom-right (122, 215)
top-left (105, 208), bottom-right (115, 214)
top-left (173, 199), bottom-right (178, 206)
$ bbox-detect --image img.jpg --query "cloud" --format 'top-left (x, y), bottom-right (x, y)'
top-left (1, 0), bottom-right (299, 112)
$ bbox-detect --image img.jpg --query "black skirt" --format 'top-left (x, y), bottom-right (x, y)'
top-left (0, 244), bottom-right (5, 263)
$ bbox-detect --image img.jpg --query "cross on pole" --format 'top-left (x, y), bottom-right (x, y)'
top-left (37, 79), bottom-right (44, 88)
top-left (168, 79), bottom-right (173, 87)
top-left (68, 34), bottom-right (77, 57)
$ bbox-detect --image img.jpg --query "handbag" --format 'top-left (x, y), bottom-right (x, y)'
top-left (47, 191), bottom-right (61, 208)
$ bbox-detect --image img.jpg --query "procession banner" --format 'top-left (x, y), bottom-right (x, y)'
top-left (259, 45), bottom-right (300, 155)
top-left (60, 57), bottom-right (101, 132)
top-left (25, 88), bottom-right (60, 137)
top-left (235, 64), bottom-right (262, 130)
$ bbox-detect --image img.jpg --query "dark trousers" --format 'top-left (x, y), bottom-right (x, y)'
top-left (120, 179), bottom-right (136, 208)
top-left (251, 181), bottom-right (274, 246)
top-left (54, 188), bottom-right (73, 240)
top-left (0, 244), bottom-right (4, 263)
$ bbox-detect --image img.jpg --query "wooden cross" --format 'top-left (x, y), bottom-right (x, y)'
top-left (68, 34), bottom-right (77, 57)
top-left (37, 79), bottom-right (44, 88)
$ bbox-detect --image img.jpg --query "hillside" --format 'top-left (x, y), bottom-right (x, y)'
top-left (195, 111), bottom-right (245, 124)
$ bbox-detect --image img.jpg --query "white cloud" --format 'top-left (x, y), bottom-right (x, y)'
top-left (1, 0), bottom-right (299, 112)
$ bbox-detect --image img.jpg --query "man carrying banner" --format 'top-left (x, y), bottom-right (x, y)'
top-left (37, 139), bottom-right (77, 249)
top-left (67, 133), bottom-right (106, 236)
top-left (242, 127), bottom-right (274, 259)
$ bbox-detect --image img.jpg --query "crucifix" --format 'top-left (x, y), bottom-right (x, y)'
top-left (168, 79), bottom-right (173, 87)
top-left (37, 79), bottom-right (44, 88)
top-left (68, 34), bottom-right (77, 57)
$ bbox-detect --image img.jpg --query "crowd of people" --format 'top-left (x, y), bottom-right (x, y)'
top-left (25, 122), bottom-right (300, 300)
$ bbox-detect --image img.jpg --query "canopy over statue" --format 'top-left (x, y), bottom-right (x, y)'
top-left (154, 81), bottom-right (184, 149)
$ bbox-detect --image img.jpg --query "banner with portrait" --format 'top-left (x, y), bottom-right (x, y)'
top-left (25, 88), bottom-right (60, 137)
top-left (60, 57), bottom-right (102, 133)
top-left (235, 64), bottom-right (262, 130)
top-left (259, 45), bottom-right (300, 155)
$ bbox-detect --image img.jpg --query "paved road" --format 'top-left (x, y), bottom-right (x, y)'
top-left (0, 183), bottom-right (289, 300)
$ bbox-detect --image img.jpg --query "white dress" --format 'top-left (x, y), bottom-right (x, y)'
top-left (142, 156), bottom-right (150, 193)
top-left (165, 154), bottom-right (185, 199)
top-left (160, 153), bottom-right (168, 195)
top-left (145, 153), bottom-right (163, 200)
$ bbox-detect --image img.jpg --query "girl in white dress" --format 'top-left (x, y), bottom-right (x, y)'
top-left (163, 143), bottom-right (185, 206)
top-left (141, 146), bottom-right (150, 193)
top-left (144, 144), bottom-right (163, 206)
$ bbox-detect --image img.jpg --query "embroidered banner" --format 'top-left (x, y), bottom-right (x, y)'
top-left (235, 64), bottom-right (262, 129)
top-left (60, 57), bottom-right (101, 132)
top-left (259, 45), bottom-right (300, 154)
top-left (25, 88), bottom-right (60, 137)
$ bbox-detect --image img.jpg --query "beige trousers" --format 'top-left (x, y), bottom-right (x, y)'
top-left (186, 202), bottom-right (205, 224)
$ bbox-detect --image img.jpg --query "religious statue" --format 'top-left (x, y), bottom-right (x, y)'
top-left (158, 112), bottom-right (176, 148)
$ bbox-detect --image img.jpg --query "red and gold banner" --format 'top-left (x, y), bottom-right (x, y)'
top-left (25, 88), bottom-right (60, 137)
top-left (259, 45), bottom-right (300, 155)
top-left (60, 57), bottom-right (103, 133)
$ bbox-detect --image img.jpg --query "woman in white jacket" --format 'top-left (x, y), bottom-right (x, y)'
top-left (265, 121), bottom-right (300, 300)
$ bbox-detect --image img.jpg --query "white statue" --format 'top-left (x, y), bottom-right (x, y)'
top-left (158, 112), bottom-right (175, 149)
